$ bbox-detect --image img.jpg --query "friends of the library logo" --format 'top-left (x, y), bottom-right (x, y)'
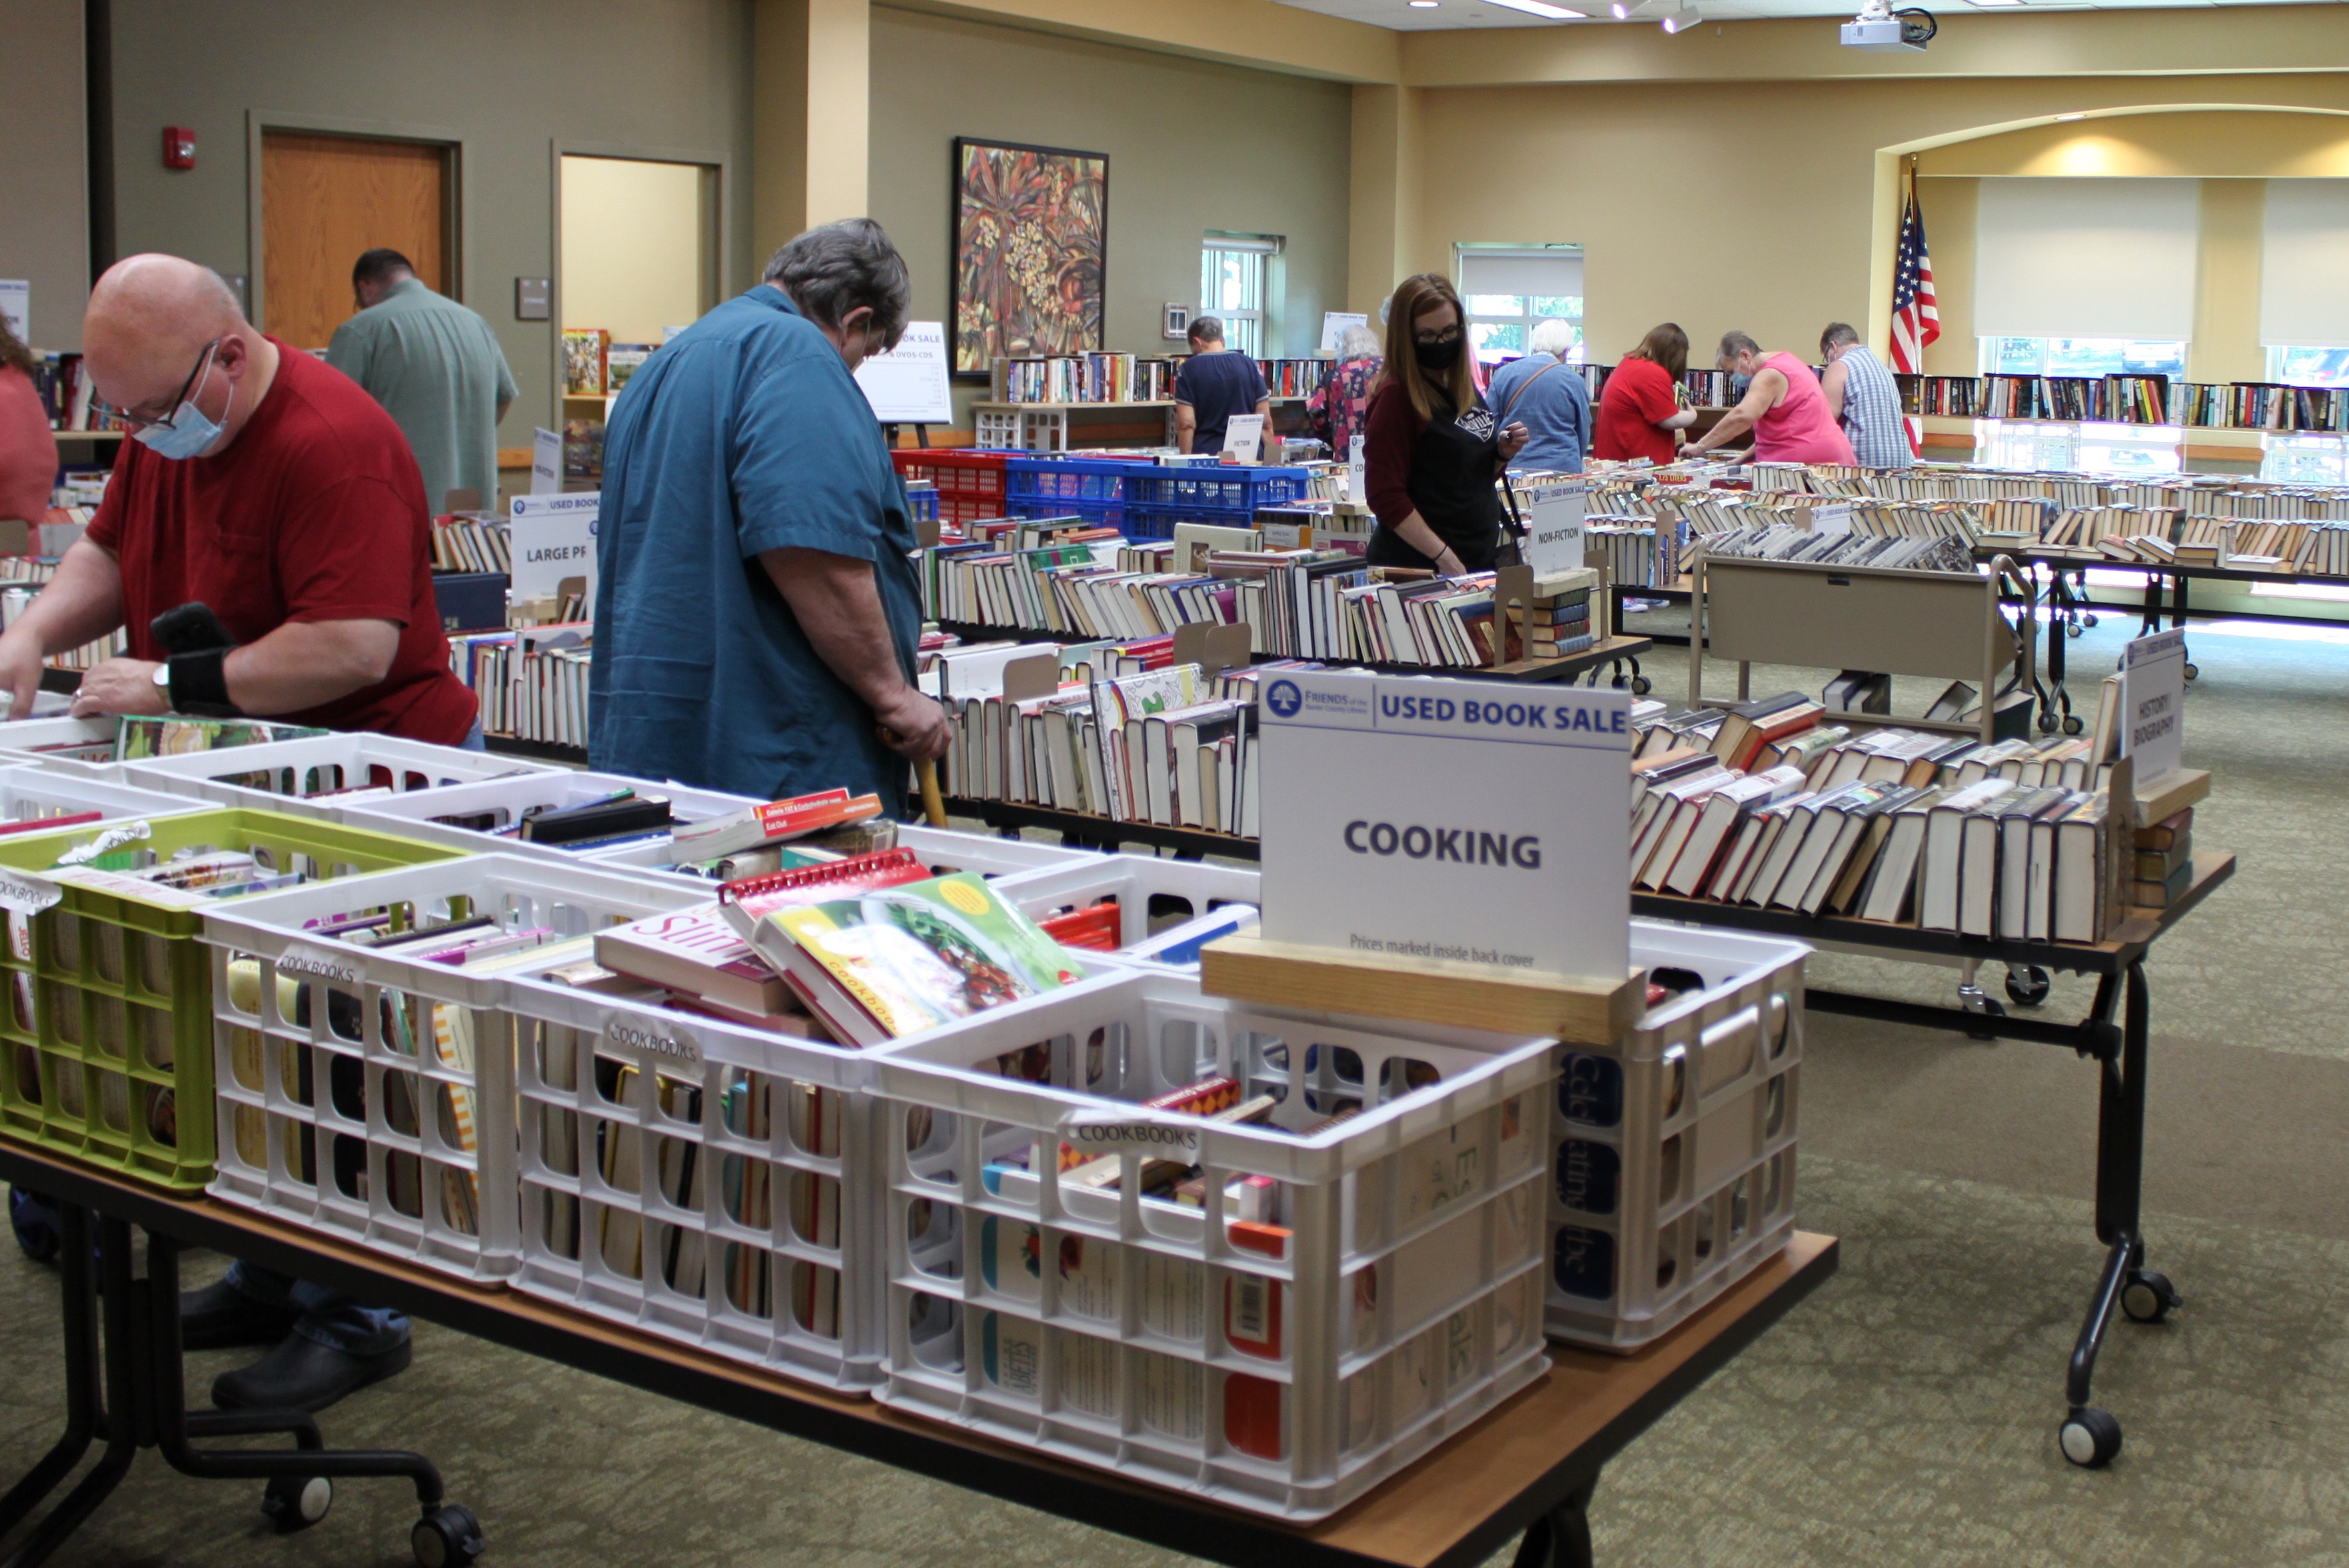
top-left (1266, 678), bottom-right (1303, 718)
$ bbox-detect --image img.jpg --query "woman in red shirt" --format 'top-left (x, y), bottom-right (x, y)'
top-left (0, 319), bottom-right (58, 523)
top-left (1593, 323), bottom-right (1697, 466)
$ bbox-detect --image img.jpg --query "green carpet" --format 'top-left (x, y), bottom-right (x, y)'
top-left (3, 612), bottom-right (2346, 1566)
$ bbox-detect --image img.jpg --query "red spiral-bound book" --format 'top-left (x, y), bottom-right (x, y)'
top-left (715, 847), bottom-right (930, 940)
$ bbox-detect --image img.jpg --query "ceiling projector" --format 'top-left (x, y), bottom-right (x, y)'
top-left (1841, 0), bottom-right (1935, 50)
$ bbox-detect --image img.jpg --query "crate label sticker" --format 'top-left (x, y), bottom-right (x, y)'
top-left (598, 1012), bottom-right (700, 1066)
top-left (1055, 1327), bottom-right (1120, 1419)
top-left (1225, 1271), bottom-right (1281, 1359)
top-left (1058, 1110), bottom-right (1201, 1162)
top-left (273, 943), bottom-right (366, 989)
top-left (1443, 1305), bottom-right (1479, 1389)
top-left (45, 866), bottom-right (207, 910)
top-left (1138, 1351), bottom-right (1205, 1441)
top-left (980, 1311), bottom-right (1042, 1399)
top-left (0, 870), bottom-right (62, 916)
top-left (1056, 1233), bottom-right (1120, 1321)
top-left (50, 820), bottom-right (151, 866)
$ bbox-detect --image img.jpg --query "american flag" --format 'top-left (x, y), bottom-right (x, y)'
top-left (1890, 181), bottom-right (1939, 375)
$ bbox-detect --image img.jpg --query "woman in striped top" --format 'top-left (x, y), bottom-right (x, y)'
top-left (1819, 322), bottom-right (1915, 470)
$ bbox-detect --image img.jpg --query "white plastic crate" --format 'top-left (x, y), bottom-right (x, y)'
top-left (0, 764), bottom-right (207, 828)
top-left (334, 770), bottom-right (762, 873)
top-left (994, 853), bottom-right (1261, 971)
top-left (200, 855), bottom-right (706, 1283)
top-left (492, 938), bottom-right (1099, 1392)
top-left (872, 970), bottom-right (1554, 1521)
top-left (0, 715), bottom-right (133, 780)
top-left (973, 409), bottom-right (1024, 451)
top-left (578, 818), bottom-right (1100, 888)
top-left (121, 734), bottom-right (562, 819)
top-left (1545, 922), bottom-right (1807, 1351)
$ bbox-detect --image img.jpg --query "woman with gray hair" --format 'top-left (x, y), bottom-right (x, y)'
top-left (1485, 318), bottom-right (1592, 474)
top-left (1307, 322), bottom-right (1383, 464)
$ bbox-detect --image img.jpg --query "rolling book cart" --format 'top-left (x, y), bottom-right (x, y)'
top-left (1631, 846), bottom-right (2234, 1469)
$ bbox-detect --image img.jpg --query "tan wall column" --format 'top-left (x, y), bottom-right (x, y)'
top-left (2193, 177), bottom-right (2266, 385)
top-left (1348, 83), bottom-right (1421, 319)
top-left (754, 0), bottom-right (870, 268)
top-left (1919, 176), bottom-right (1977, 377)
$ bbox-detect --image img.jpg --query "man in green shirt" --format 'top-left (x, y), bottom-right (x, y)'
top-left (325, 249), bottom-right (516, 512)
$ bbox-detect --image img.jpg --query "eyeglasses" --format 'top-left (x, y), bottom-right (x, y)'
top-left (1413, 327), bottom-right (1463, 347)
top-left (95, 339), bottom-right (221, 432)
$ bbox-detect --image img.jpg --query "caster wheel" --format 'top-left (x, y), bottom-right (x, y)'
top-left (2059, 1407), bottom-right (2123, 1469)
top-left (1631, 676), bottom-right (1651, 695)
top-left (9, 1187), bottom-right (61, 1263)
top-left (2005, 966), bottom-right (2051, 1008)
top-left (1610, 674), bottom-right (1627, 689)
top-left (2066, 621), bottom-right (2085, 638)
top-left (2062, 715), bottom-right (2084, 736)
top-left (2083, 614), bottom-right (2099, 629)
top-left (412, 1503), bottom-right (486, 1568)
top-left (2037, 712), bottom-right (2058, 734)
top-left (261, 1475), bottom-right (332, 1533)
top-left (2122, 1270), bottom-right (2180, 1324)
top-left (2183, 662), bottom-right (2199, 682)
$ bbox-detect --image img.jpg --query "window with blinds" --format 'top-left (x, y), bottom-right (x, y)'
top-left (2261, 179), bottom-right (2349, 386)
top-left (1972, 177), bottom-right (2200, 343)
top-left (1455, 247), bottom-right (1584, 367)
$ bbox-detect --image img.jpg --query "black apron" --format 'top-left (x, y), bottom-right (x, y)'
top-left (1366, 400), bottom-right (1506, 572)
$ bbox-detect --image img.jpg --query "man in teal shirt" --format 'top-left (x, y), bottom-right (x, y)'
top-left (589, 219), bottom-right (948, 812)
top-left (326, 250), bottom-right (516, 512)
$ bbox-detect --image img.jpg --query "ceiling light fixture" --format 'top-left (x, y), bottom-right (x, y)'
top-left (1409, 1), bottom-right (1439, 7)
top-left (1480, 0), bottom-right (1583, 18)
top-left (1610, 1), bottom-right (1629, 15)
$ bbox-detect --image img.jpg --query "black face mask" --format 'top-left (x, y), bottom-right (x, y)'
top-left (1413, 336), bottom-right (1462, 372)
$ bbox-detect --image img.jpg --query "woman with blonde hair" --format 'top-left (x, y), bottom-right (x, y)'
top-left (1360, 273), bottom-right (1527, 575)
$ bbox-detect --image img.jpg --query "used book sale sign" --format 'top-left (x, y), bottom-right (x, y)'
top-left (509, 491), bottom-right (600, 604)
top-left (1257, 669), bottom-right (1631, 983)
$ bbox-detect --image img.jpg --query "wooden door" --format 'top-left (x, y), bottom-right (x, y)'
top-left (261, 131), bottom-right (450, 350)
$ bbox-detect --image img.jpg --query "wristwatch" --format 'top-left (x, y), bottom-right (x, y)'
top-left (151, 662), bottom-right (174, 710)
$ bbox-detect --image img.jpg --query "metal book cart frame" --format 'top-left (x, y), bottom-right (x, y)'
top-left (1689, 549), bottom-right (2052, 1010)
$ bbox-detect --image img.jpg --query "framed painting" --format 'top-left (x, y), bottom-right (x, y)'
top-left (951, 137), bottom-right (1108, 377)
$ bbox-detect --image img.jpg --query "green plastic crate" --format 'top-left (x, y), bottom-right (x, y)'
top-left (0, 808), bottom-right (468, 1191)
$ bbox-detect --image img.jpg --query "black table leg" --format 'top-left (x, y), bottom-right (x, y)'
top-left (2058, 962), bottom-right (2177, 1469)
top-left (0, 1203), bottom-right (109, 1558)
top-left (1511, 1478), bottom-right (1597, 1568)
top-left (1, 1209), bottom-right (139, 1568)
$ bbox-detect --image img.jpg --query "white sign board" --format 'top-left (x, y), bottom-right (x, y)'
top-left (1221, 413), bottom-right (1265, 464)
top-left (854, 319), bottom-right (953, 424)
top-left (1319, 312), bottom-right (1369, 353)
top-left (1346, 434), bottom-right (1365, 505)
top-left (2120, 628), bottom-right (2186, 783)
top-left (0, 281), bottom-right (26, 345)
top-left (1521, 482), bottom-right (1588, 578)
top-left (1257, 669), bottom-right (1631, 983)
top-left (508, 491), bottom-right (600, 603)
top-left (530, 427), bottom-right (562, 496)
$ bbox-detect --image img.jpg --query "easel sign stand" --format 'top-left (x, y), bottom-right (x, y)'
top-left (1202, 668), bottom-right (1645, 1042)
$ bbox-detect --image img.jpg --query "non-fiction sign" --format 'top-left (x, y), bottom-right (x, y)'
top-left (1520, 480), bottom-right (1588, 578)
top-left (2120, 628), bottom-right (2186, 782)
top-left (854, 319), bottom-right (953, 424)
top-left (1257, 668), bottom-right (1631, 984)
top-left (530, 427), bottom-right (562, 496)
top-left (509, 490), bottom-right (600, 604)
top-left (1319, 311), bottom-right (1369, 353)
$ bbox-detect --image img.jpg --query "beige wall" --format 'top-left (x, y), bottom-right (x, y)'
top-left (103, 0), bottom-right (754, 444)
top-left (1405, 76), bottom-right (2349, 375)
top-left (561, 157), bottom-right (712, 345)
top-left (868, 4), bottom-right (1353, 427)
top-left (1, 0), bottom-right (89, 352)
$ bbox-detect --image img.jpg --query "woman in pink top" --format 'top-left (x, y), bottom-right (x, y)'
top-left (1678, 331), bottom-right (1856, 466)
top-left (0, 320), bottom-right (58, 523)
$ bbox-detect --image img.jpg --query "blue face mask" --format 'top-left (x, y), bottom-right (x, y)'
top-left (129, 345), bottom-right (228, 460)
top-left (1729, 373), bottom-right (1753, 398)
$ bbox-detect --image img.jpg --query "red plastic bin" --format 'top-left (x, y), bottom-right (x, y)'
top-left (892, 449), bottom-right (1010, 526)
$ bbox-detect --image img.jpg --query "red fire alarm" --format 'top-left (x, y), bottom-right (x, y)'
top-left (163, 127), bottom-right (195, 170)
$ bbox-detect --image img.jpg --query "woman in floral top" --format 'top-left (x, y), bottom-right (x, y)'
top-left (1307, 325), bottom-right (1383, 461)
